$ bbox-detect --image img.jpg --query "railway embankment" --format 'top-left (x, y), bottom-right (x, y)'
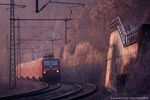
top-left (0, 79), bottom-right (47, 98)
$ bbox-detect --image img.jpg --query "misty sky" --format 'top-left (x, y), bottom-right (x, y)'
top-left (0, 0), bottom-right (88, 41)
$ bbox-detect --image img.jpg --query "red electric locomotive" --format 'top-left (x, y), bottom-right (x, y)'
top-left (42, 55), bottom-right (60, 81)
top-left (18, 55), bottom-right (60, 82)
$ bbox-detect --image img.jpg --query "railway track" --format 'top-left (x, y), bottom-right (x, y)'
top-left (50, 82), bottom-right (97, 100)
top-left (0, 82), bottom-right (96, 100)
top-left (65, 83), bottom-right (97, 100)
top-left (0, 82), bottom-right (59, 100)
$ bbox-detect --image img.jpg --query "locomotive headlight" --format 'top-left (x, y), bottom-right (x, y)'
top-left (43, 71), bottom-right (46, 74)
top-left (56, 70), bottom-right (59, 73)
top-left (50, 66), bottom-right (52, 69)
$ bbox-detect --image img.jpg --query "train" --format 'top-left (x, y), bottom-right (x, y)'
top-left (42, 56), bottom-right (60, 81)
top-left (17, 55), bottom-right (60, 82)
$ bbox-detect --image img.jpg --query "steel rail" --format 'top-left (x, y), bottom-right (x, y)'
top-left (0, 82), bottom-right (60, 100)
top-left (49, 82), bottom-right (96, 100)
top-left (49, 83), bottom-right (82, 100)
top-left (67, 83), bottom-right (97, 100)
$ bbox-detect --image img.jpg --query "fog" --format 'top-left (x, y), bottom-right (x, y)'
top-left (0, 0), bottom-right (150, 97)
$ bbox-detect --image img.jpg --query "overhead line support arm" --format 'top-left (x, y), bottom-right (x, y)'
top-left (49, 1), bottom-right (85, 6)
top-left (0, 3), bottom-right (27, 8)
top-left (11, 18), bottom-right (73, 21)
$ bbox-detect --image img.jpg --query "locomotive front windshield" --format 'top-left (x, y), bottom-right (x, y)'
top-left (43, 60), bottom-right (58, 66)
